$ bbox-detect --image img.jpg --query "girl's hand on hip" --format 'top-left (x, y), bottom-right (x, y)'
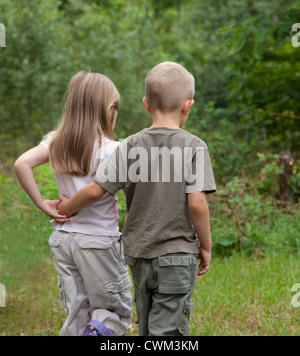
top-left (40, 199), bottom-right (70, 222)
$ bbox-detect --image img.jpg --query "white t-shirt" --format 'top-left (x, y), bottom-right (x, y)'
top-left (40, 136), bottom-right (120, 236)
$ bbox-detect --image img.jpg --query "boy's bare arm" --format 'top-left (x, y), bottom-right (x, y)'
top-left (58, 181), bottom-right (107, 217)
top-left (188, 192), bottom-right (212, 275)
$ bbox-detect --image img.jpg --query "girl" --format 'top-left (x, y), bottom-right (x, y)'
top-left (14, 71), bottom-right (132, 336)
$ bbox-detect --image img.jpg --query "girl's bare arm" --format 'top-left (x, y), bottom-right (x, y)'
top-left (14, 145), bottom-right (69, 222)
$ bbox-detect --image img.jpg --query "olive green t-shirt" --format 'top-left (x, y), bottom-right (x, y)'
top-left (94, 127), bottom-right (216, 258)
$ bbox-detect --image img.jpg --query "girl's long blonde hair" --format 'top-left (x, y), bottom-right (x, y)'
top-left (48, 71), bottom-right (120, 176)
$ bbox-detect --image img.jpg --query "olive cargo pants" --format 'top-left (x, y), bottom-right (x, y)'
top-left (125, 253), bottom-right (198, 336)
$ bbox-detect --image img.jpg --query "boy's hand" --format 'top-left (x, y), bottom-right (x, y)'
top-left (197, 247), bottom-right (211, 276)
top-left (57, 182), bottom-right (107, 218)
top-left (40, 199), bottom-right (70, 222)
top-left (58, 196), bottom-right (72, 217)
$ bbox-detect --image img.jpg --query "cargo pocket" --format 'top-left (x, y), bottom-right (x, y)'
top-left (78, 235), bottom-right (114, 250)
top-left (157, 254), bottom-right (197, 295)
top-left (184, 298), bottom-right (195, 314)
top-left (105, 275), bottom-right (132, 319)
top-left (178, 297), bottom-right (195, 336)
top-left (49, 231), bottom-right (64, 248)
top-left (111, 237), bottom-right (125, 262)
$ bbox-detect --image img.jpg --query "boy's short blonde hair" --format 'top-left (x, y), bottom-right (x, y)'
top-left (145, 62), bottom-right (195, 113)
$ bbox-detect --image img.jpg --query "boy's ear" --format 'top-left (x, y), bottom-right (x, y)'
top-left (182, 99), bottom-right (194, 116)
top-left (143, 97), bottom-right (152, 113)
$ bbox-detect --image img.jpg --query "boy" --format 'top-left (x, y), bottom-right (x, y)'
top-left (58, 62), bottom-right (216, 336)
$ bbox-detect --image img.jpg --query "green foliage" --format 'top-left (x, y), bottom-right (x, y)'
top-left (1, 0), bottom-right (300, 153)
top-left (211, 175), bottom-right (300, 256)
top-left (289, 169), bottom-right (300, 197)
top-left (218, 1), bottom-right (300, 151)
top-left (256, 153), bottom-right (283, 196)
top-left (0, 0), bottom-right (171, 146)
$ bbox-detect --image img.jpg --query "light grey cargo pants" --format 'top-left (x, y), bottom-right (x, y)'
top-left (49, 230), bottom-right (132, 336)
top-left (125, 253), bottom-right (198, 336)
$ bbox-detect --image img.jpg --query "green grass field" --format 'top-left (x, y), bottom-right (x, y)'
top-left (0, 177), bottom-right (299, 336)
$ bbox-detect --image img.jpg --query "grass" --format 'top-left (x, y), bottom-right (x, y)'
top-left (0, 177), bottom-right (299, 336)
top-left (191, 253), bottom-right (300, 336)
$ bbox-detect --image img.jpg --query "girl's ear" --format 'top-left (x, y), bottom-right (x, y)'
top-left (143, 97), bottom-right (152, 113)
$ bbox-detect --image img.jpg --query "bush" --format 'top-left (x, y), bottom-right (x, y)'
top-left (210, 175), bottom-right (300, 256)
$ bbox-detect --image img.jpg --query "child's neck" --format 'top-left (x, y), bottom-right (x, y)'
top-left (150, 111), bottom-right (183, 129)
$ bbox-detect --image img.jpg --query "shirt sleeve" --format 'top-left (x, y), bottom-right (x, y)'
top-left (93, 139), bottom-right (127, 195)
top-left (185, 147), bottom-right (216, 194)
top-left (39, 135), bottom-right (51, 150)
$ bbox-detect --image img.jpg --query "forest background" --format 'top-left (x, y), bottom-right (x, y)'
top-left (0, 0), bottom-right (299, 336)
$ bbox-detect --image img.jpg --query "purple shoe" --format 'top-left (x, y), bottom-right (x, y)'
top-left (81, 320), bottom-right (111, 336)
